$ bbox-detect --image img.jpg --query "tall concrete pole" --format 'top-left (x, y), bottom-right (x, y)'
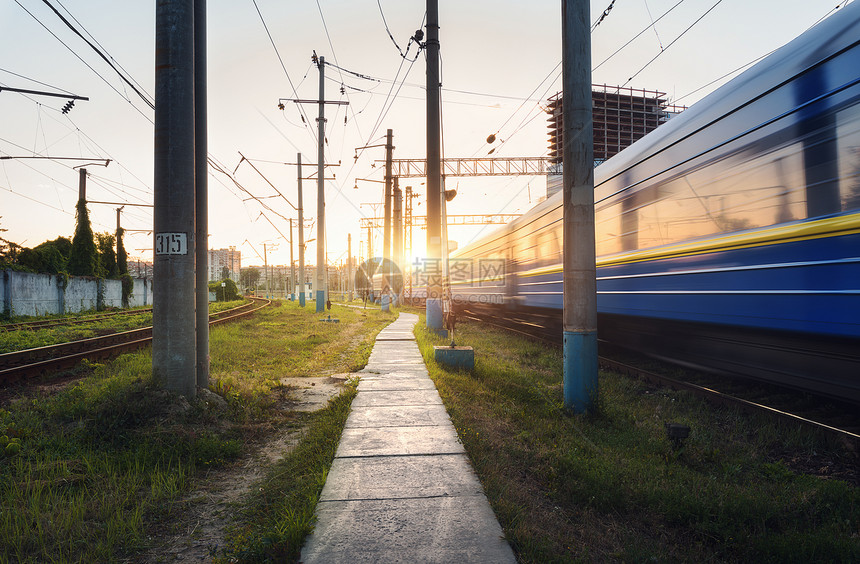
top-left (297, 153), bottom-right (306, 307)
top-left (393, 181), bottom-right (403, 305)
top-left (562, 0), bottom-right (598, 412)
top-left (153, 0), bottom-right (196, 398)
top-left (348, 233), bottom-right (353, 302)
top-left (194, 0), bottom-right (209, 389)
top-left (289, 218), bottom-right (295, 300)
top-left (382, 128), bottom-right (394, 311)
top-left (263, 243), bottom-right (268, 299)
top-left (316, 56), bottom-right (327, 312)
top-left (425, 0), bottom-right (443, 331)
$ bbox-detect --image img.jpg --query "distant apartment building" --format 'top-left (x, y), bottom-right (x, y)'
top-left (208, 247), bottom-right (241, 282)
top-left (546, 84), bottom-right (686, 196)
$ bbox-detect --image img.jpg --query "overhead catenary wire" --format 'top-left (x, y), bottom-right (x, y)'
top-left (53, 0), bottom-right (153, 104)
top-left (251, 0), bottom-right (318, 148)
top-left (13, 0), bottom-right (154, 123)
top-left (620, 0), bottom-right (725, 89)
top-left (38, 0), bottom-right (155, 110)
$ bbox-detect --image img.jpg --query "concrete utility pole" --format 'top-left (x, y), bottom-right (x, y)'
top-left (393, 181), bottom-right (403, 305)
top-left (348, 233), bottom-right (353, 302)
top-left (562, 0), bottom-right (598, 412)
top-left (194, 0), bottom-right (209, 389)
top-left (382, 128), bottom-right (394, 311)
top-left (289, 218), bottom-right (295, 300)
top-left (425, 0), bottom-right (443, 332)
top-left (316, 56), bottom-right (326, 312)
top-left (263, 243), bottom-right (268, 299)
top-left (297, 153), bottom-right (306, 307)
top-left (153, 0), bottom-right (196, 399)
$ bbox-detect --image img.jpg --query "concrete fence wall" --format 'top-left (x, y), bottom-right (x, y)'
top-left (2, 269), bottom-right (153, 317)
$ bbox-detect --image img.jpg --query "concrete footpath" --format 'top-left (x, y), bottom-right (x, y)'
top-left (299, 312), bottom-right (516, 563)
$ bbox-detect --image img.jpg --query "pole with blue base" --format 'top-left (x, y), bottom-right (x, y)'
top-left (297, 153), bottom-right (306, 308)
top-left (315, 56), bottom-right (326, 315)
top-left (425, 0), bottom-right (445, 335)
top-left (563, 331), bottom-right (598, 412)
top-left (562, 0), bottom-right (598, 413)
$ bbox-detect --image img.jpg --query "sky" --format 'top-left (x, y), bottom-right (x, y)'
top-left (0, 0), bottom-right (851, 270)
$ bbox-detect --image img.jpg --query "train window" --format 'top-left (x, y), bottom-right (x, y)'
top-left (837, 105), bottom-right (860, 212)
top-left (595, 201), bottom-right (621, 256)
top-left (536, 226), bottom-right (561, 268)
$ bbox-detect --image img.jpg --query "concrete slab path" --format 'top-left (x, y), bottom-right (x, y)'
top-left (300, 312), bottom-right (516, 563)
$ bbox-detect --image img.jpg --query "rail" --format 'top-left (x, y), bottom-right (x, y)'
top-left (0, 298), bottom-right (269, 384)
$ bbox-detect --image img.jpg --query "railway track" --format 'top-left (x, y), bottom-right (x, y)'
top-left (459, 309), bottom-right (860, 450)
top-left (0, 307), bottom-right (154, 332)
top-left (0, 298), bottom-right (269, 384)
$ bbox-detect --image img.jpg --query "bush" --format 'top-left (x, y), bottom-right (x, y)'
top-left (208, 278), bottom-right (240, 301)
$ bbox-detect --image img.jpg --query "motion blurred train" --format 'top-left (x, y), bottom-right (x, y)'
top-left (449, 4), bottom-right (860, 403)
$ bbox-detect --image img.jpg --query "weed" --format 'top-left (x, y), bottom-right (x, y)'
top-left (414, 315), bottom-right (860, 563)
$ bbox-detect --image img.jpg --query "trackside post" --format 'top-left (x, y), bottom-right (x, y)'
top-left (562, 0), bottom-right (598, 412)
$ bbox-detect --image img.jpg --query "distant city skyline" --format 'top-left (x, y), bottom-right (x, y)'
top-left (1, 0), bottom-right (848, 268)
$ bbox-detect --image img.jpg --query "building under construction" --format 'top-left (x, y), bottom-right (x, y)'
top-left (547, 85), bottom-right (686, 191)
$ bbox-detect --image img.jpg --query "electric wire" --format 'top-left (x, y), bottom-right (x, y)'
top-left (13, 0), bottom-right (153, 123)
top-left (620, 0), bottom-right (725, 89)
top-left (39, 0), bottom-right (155, 110)
top-left (376, 0), bottom-right (422, 61)
top-left (251, 0), bottom-right (318, 148)
top-left (673, 1), bottom-right (852, 106)
top-left (53, 0), bottom-right (153, 104)
top-left (0, 67), bottom-right (75, 96)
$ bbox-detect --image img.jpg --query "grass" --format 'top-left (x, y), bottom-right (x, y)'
top-left (0, 299), bottom-right (247, 354)
top-left (218, 383), bottom-right (358, 563)
top-left (0, 299), bottom-right (393, 563)
top-left (414, 316), bottom-right (860, 563)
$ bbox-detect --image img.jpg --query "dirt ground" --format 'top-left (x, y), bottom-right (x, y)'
top-left (132, 374), bottom-right (352, 563)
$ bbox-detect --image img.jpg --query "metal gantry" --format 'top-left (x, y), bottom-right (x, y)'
top-left (382, 157), bottom-right (554, 178)
top-left (359, 214), bottom-right (520, 231)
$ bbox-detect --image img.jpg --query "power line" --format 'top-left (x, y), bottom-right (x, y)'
top-left (376, 0), bottom-right (422, 61)
top-left (0, 67), bottom-right (75, 96)
top-left (251, 0), bottom-right (318, 148)
top-left (13, 0), bottom-right (153, 123)
top-left (592, 0), bottom-right (688, 73)
top-left (39, 0), bottom-right (155, 109)
top-left (620, 0), bottom-right (725, 89)
top-left (54, 0), bottom-right (154, 104)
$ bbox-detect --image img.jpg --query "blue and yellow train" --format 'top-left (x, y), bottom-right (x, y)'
top-left (449, 4), bottom-right (860, 403)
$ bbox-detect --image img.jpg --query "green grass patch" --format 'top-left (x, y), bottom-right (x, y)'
top-left (0, 300), bottom-right (393, 562)
top-left (219, 384), bottom-right (358, 563)
top-left (414, 317), bottom-right (860, 563)
top-left (0, 299), bottom-right (248, 354)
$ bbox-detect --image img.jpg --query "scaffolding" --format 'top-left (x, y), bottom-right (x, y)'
top-left (547, 84), bottom-right (686, 166)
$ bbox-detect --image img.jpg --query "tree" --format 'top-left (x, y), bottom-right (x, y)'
top-left (68, 200), bottom-right (99, 277)
top-left (220, 265), bottom-right (230, 280)
top-left (96, 232), bottom-right (118, 278)
top-left (16, 237), bottom-right (71, 274)
top-left (208, 278), bottom-right (240, 301)
top-left (116, 227), bottom-right (128, 276)
top-left (240, 267), bottom-right (260, 289)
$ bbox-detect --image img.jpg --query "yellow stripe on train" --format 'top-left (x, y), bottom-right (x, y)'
top-left (515, 212), bottom-right (860, 278)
